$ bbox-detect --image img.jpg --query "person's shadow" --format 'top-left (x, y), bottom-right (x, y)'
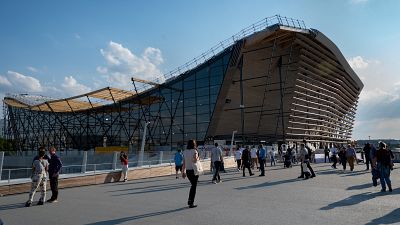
top-left (365, 208), bottom-right (400, 225)
top-left (84, 207), bottom-right (187, 225)
top-left (320, 188), bottom-right (399, 210)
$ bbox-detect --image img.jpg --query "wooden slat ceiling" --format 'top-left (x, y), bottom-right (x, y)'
top-left (4, 87), bottom-right (137, 112)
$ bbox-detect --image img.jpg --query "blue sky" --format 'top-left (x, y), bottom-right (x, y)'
top-left (0, 0), bottom-right (399, 140)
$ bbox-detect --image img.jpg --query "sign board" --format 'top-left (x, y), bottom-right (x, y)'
top-left (95, 146), bottom-right (128, 153)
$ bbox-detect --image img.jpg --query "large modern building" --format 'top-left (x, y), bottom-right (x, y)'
top-left (3, 15), bottom-right (363, 152)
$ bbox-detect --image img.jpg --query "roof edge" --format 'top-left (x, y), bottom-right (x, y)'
top-left (310, 29), bottom-right (364, 90)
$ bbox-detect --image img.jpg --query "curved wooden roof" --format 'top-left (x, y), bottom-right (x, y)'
top-left (4, 87), bottom-right (138, 112)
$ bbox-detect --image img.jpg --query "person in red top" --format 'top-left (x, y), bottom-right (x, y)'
top-left (120, 151), bottom-right (129, 182)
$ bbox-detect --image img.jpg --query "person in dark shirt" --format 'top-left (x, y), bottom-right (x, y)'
top-left (241, 146), bottom-right (254, 177)
top-left (47, 147), bottom-right (63, 203)
top-left (363, 143), bottom-right (371, 170)
top-left (375, 142), bottom-right (392, 192)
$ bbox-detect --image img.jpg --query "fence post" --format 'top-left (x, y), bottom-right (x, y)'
top-left (159, 151), bottom-right (163, 164)
top-left (0, 151), bottom-right (4, 180)
top-left (81, 151), bottom-right (87, 173)
top-left (112, 152), bottom-right (118, 170)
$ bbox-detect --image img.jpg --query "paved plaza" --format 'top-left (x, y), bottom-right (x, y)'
top-left (0, 163), bottom-right (399, 225)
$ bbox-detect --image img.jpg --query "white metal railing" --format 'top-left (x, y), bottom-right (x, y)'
top-left (135, 15), bottom-right (307, 92)
top-left (0, 159), bottom-right (178, 185)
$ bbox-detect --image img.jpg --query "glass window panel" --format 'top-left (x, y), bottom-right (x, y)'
top-left (184, 106), bottom-right (196, 116)
top-left (197, 105), bottom-right (209, 114)
top-left (210, 95), bottom-right (218, 104)
top-left (210, 74), bottom-right (223, 85)
top-left (184, 89), bottom-right (195, 99)
top-left (210, 85), bottom-right (221, 95)
top-left (183, 98), bottom-right (196, 107)
top-left (197, 132), bottom-right (206, 140)
top-left (171, 81), bottom-right (182, 90)
top-left (196, 78), bottom-right (209, 88)
top-left (174, 107), bottom-right (183, 117)
top-left (197, 95), bottom-right (209, 106)
top-left (197, 122), bottom-right (209, 132)
top-left (173, 116), bottom-right (183, 125)
top-left (196, 68), bottom-right (208, 80)
top-left (183, 80), bottom-right (195, 90)
top-left (184, 115), bottom-right (196, 124)
top-left (209, 104), bottom-right (216, 114)
top-left (184, 73), bottom-right (196, 81)
top-left (196, 87), bottom-right (209, 97)
top-left (184, 124), bottom-right (196, 133)
top-left (197, 113), bottom-right (210, 123)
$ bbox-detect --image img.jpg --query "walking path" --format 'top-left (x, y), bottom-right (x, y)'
top-left (0, 163), bottom-right (399, 225)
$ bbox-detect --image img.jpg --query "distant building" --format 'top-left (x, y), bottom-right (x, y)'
top-left (2, 15), bottom-right (363, 151)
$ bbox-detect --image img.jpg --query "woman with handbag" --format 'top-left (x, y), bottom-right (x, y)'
top-left (182, 139), bottom-right (201, 208)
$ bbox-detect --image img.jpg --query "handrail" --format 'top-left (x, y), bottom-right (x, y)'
top-left (135, 15), bottom-right (307, 92)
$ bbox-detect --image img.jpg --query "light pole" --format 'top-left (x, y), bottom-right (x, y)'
top-left (230, 130), bottom-right (238, 156)
top-left (138, 121), bottom-right (151, 166)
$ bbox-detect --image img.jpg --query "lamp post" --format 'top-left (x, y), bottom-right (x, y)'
top-left (138, 121), bottom-right (151, 166)
top-left (230, 130), bottom-right (238, 156)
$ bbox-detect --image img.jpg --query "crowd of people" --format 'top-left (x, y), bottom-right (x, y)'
top-left (25, 138), bottom-right (395, 209)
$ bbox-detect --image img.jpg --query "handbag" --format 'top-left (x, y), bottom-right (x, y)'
top-left (193, 160), bottom-right (204, 176)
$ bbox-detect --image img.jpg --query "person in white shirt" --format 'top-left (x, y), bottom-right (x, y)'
top-left (330, 144), bottom-right (338, 169)
top-left (250, 146), bottom-right (258, 169)
top-left (270, 148), bottom-right (276, 166)
top-left (235, 146), bottom-right (243, 171)
top-left (182, 139), bottom-right (200, 208)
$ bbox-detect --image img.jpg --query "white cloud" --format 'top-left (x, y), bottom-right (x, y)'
top-left (7, 71), bottom-right (42, 92)
top-left (97, 41), bottom-right (165, 89)
top-left (348, 56), bottom-right (368, 69)
top-left (359, 88), bottom-right (399, 103)
top-left (27, 66), bottom-right (39, 73)
top-left (0, 75), bottom-right (11, 86)
top-left (353, 118), bottom-right (400, 140)
top-left (61, 76), bottom-right (91, 96)
top-left (74, 33), bottom-right (81, 39)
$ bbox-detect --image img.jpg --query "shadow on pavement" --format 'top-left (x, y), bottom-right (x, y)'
top-left (112, 174), bottom-right (255, 196)
top-left (320, 188), bottom-right (400, 210)
top-left (0, 203), bottom-right (25, 211)
top-left (339, 170), bottom-right (370, 177)
top-left (365, 208), bottom-right (400, 225)
top-left (347, 183), bottom-right (374, 190)
top-left (84, 207), bottom-right (187, 225)
top-left (235, 178), bottom-right (300, 190)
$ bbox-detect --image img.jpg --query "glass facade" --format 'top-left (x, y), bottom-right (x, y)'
top-left (4, 48), bottom-right (232, 151)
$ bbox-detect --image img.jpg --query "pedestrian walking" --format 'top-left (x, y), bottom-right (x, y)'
top-left (345, 144), bottom-right (357, 171)
top-left (375, 142), bottom-right (393, 192)
top-left (241, 146), bottom-right (254, 177)
top-left (182, 140), bottom-right (199, 208)
top-left (269, 148), bottom-right (276, 166)
top-left (174, 149), bottom-right (184, 179)
top-left (235, 147), bottom-right (242, 171)
top-left (47, 147), bottom-right (62, 203)
top-left (25, 149), bottom-right (49, 207)
top-left (298, 143), bottom-right (316, 179)
top-left (258, 145), bottom-right (266, 176)
top-left (338, 146), bottom-right (347, 171)
top-left (330, 144), bottom-right (338, 169)
top-left (324, 145), bottom-right (330, 163)
top-left (211, 143), bottom-right (224, 183)
top-left (251, 146), bottom-right (258, 169)
top-left (120, 151), bottom-right (129, 182)
top-left (363, 143), bottom-right (372, 170)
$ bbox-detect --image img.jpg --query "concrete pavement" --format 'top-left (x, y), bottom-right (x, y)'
top-left (0, 163), bottom-right (399, 225)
